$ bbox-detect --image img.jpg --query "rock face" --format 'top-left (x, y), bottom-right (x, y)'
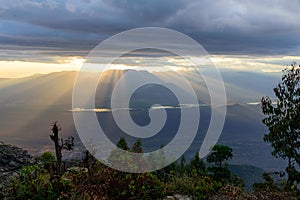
top-left (0, 141), bottom-right (35, 197)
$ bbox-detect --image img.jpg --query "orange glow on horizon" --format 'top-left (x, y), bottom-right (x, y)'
top-left (0, 57), bottom-right (84, 78)
top-left (1, 55), bottom-right (299, 78)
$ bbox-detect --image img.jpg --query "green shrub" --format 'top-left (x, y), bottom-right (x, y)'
top-left (72, 167), bottom-right (165, 200)
top-left (124, 173), bottom-right (165, 199)
top-left (166, 175), bottom-right (217, 199)
top-left (230, 173), bottom-right (245, 189)
top-left (194, 177), bottom-right (217, 200)
top-left (39, 151), bottom-right (56, 172)
top-left (216, 185), bottom-right (244, 198)
top-left (253, 172), bottom-right (279, 192)
top-left (166, 176), bottom-right (196, 195)
top-left (9, 164), bottom-right (75, 200)
top-left (9, 164), bottom-right (51, 200)
top-left (39, 151), bottom-right (56, 163)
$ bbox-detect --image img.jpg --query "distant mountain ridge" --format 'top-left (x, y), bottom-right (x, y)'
top-left (0, 70), bottom-right (286, 172)
top-left (0, 69), bottom-right (279, 106)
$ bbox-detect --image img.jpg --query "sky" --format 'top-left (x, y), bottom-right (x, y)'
top-left (0, 0), bottom-right (300, 78)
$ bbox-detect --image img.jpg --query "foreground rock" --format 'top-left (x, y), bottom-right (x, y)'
top-left (209, 185), bottom-right (297, 200)
top-left (164, 194), bottom-right (192, 200)
top-left (0, 141), bottom-right (35, 198)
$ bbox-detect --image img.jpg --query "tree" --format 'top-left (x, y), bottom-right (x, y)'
top-left (108, 137), bottom-right (134, 171)
top-left (49, 122), bottom-right (74, 175)
top-left (190, 152), bottom-right (206, 175)
top-left (132, 139), bottom-right (143, 153)
top-left (147, 145), bottom-right (168, 177)
top-left (116, 137), bottom-right (129, 151)
top-left (207, 144), bottom-right (233, 168)
top-left (180, 155), bottom-right (186, 168)
top-left (261, 63), bottom-right (300, 189)
top-left (207, 144), bottom-right (233, 182)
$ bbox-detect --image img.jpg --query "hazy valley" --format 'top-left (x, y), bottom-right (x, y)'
top-left (0, 70), bottom-right (286, 173)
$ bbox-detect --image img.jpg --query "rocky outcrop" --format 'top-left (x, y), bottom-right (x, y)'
top-left (164, 194), bottom-right (192, 200)
top-left (0, 141), bottom-right (35, 197)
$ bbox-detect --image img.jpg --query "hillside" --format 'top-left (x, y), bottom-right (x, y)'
top-left (0, 141), bottom-right (295, 200)
top-left (0, 141), bottom-right (35, 198)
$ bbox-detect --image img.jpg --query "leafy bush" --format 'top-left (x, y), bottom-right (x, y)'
top-left (165, 175), bottom-right (217, 199)
top-left (253, 172), bottom-right (279, 192)
top-left (123, 173), bottom-right (165, 199)
top-left (230, 173), bottom-right (245, 189)
top-left (39, 151), bottom-right (56, 172)
top-left (39, 151), bottom-right (56, 162)
top-left (194, 177), bottom-right (220, 200)
top-left (166, 176), bottom-right (196, 195)
top-left (215, 185), bottom-right (244, 199)
top-left (73, 168), bottom-right (164, 200)
top-left (9, 164), bottom-right (75, 200)
top-left (9, 164), bottom-right (50, 200)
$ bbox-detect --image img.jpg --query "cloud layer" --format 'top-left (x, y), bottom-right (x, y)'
top-left (0, 0), bottom-right (300, 61)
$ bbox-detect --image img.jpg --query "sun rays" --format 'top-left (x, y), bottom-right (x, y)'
top-left (1, 54), bottom-right (299, 79)
top-left (0, 57), bottom-right (84, 78)
top-left (0, 52), bottom-right (292, 149)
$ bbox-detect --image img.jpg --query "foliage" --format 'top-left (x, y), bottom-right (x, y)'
top-left (123, 173), bottom-right (165, 199)
top-left (73, 167), bottom-right (165, 200)
top-left (39, 151), bottom-right (56, 163)
top-left (208, 165), bottom-right (231, 183)
top-left (207, 144), bottom-right (233, 167)
top-left (10, 164), bottom-right (49, 200)
top-left (83, 150), bottom-right (101, 177)
top-left (165, 176), bottom-right (195, 195)
top-left (207, 144), bottom-right (233, 183)
top-left (132, 139), bottom-right (143, 153)
top-left (190, 152), bottom-right (206, 175)
top-left (146, 146), bottom-right (168, 170)
top-left (261, 63), bottom-right (300, 189)
top-left (108, 138), bottom-right (148, 172)
top-left (228, 164), bottom-right (264, 191)
top-left (8, 164), bottom-right (75, 200)
top-left (165, 175), bottom-right (218, 200)
top-left (215, 185), bottom-right (244, 199)
top-left (116, 137), bottom-right (129, 151)
top-left (39, 151), bottom-right (56, 173)
top-left (13, 136), bottom-right (295, 199)
top-left (253, 172), bottom-right (279, 192)
top-left (230, 173), bottom-right (245, 189)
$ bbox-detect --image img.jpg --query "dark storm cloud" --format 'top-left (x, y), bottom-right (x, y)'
top-left (0, 0), bottom-right (299, 61)
top-left (102, 0), bottom-right (185, 24)
top-left (0, 0), bottom-right (184, 34)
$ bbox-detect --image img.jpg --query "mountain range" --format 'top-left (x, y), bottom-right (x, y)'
top-left (0, 69), bottom-right (286, 172)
